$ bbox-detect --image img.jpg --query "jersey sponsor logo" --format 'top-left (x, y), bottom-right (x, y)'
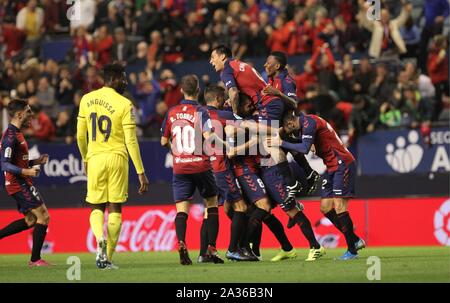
top-left (225, 80), bottom-right (232, 87)
top-left (4, 147), bottom-right (12, 158)
top-left (434, 198), bottom-right (450, 246)
top-left (385, 130), bottom-right (424, 173)
top-left (302, 135), bottom-right (313, 139)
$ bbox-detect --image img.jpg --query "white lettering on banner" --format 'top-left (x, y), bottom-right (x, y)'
top-left (431, 146), bottom-right (450, 172)
top-left (86, 205), bottom-right (205, 252)
top-left (29, 145), bottom-right (86, 183)
top-left (431, 131), bottom-right (450, 145)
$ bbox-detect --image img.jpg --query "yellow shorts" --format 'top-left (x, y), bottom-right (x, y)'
top-left (86, 153), bottom-right (129, 204)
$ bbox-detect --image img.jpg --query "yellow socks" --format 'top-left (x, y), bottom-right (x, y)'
top-left (89, 209), bottom-right (105, 242)
top-left (107, 213), bottom-right (122, 261)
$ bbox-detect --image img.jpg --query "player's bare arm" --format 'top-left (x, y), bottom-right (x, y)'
top-left (228, 87), bottom-right (240, 115)
top-left (262, 85), bottom-right (297, 110)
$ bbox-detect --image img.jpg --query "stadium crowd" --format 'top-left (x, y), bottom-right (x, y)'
top-left (0, 0), bottom-right (448, 143)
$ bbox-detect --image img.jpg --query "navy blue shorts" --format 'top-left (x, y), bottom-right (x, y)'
top-left (237, 173), bottom-right (266, 204)
top-left (215, 170), bottom-right (242, 206)
top-left (321, 161), bottom-right (356, 199)
top-left (11, 184), bottom-right (44, 214)
top-left (260, 166), bottom-right (288, 206)
top-left (172, 171), bottom-right (218, 202)
top-left (258, 98), bottom-right (285, 122)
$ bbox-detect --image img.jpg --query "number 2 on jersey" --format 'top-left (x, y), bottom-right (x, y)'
top-left (90, 112), bottom-right (112, 142)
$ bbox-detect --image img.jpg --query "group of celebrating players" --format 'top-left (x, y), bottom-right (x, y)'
top-left (161, 45), bottom-right (365, 265)
top-left (0, 45), bottom-right (365, 269)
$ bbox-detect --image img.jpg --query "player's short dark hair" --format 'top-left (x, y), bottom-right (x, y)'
top-left (270, 51), bottom-right (287, 70)
top-left (7, 99), bottom-right (28, 118)
top-left (102, 63), bottom-right (125, 83)
top-left (180, 74), bottom-right (199, 97)
top-left (204, 85), bottom-right (225, 104)
top-left (282, 110), bottom-right (297, 125)
top-left (211, 45), bottom-right (232, 58)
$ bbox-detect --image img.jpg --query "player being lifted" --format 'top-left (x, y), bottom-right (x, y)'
top-left (161, 75), bottom-right (222, 265)
top-left (269, 111), bottom-right (366, 260)
top-left (263, 51), bottom-right (320, 197)
top-left (209, 45), bottom-right (302, 199)
top-left (77, 63), bottom-right (149, 269)
top-left (0, 99), bottom-right (52, 267)
top-left (210, 46), bottom-right (324, 260)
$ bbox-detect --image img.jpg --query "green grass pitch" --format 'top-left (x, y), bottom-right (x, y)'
top-left (0, 247), bottom-right (449, 283)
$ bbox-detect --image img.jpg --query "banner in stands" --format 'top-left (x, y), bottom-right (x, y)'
top-left (0, 197), bottom-right (448, 254)
top-left (358, 128), bottom-right (450, 175)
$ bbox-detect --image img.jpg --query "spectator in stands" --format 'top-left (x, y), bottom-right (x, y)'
top-left (130, 77), bottom-right (161, 123)
top-left (92, 25), bottom-right (113, 68)
top-left (244, 0), bottom-right (260, 24)
top-left (357, 1), bottom-right (412, 58)
top-left (228, 16), bottom-right (249, 60)
top-left (54, 110), bottom-right (71, 139)
top-left (55, 65), bottom-right (75, 111)
top-left (26, 78), bottom-right (36, 97)
top-left (419, 0), bottom-right (449, 72)
top-left (205, 8), bottom-right (230, 48)
top-left (1, 15), bottom-right (26, 59)
top-left (379, 100), bottom-right (402, 128)
top-left (400, 16), bottom-right (421, 59)
top-left (285, 7), bottom-right (311, 55)
top-left (24, 98), bottom-right (55, 141)
top-left (427, 35), bottom-right (449, 120)
top-left (147, 31), bottom-right (163, 70)
top-left (159, 69), bottom-right (182, 109)
top-left (310, 43), bottom-right (337, 92)
top-left (247, 21), bottom-right (270, 57)
top-left (66, 90), bottom-right (82, 144)
top-left (44, 0), bottom-right (69, 34)
top-left (295, 60), bottom-right (318, 100)
top-left (81, 65), bottom-right (103, 94)
top-left (348, 95), bottom-right (379, 144)
top-left (369, 63), bottom-right (395, 105)
top-left (162, 28), bottom-right (183, 64)
top-left (334, 15), bottom-right (363, 55)
top-left (145, 101), bottom-right (168, 138)
top-left (16, 0), bottom-right (44, 41)
top-left (73, 26), bottom-right (92, 67)
top-left (135, 2), bottom-right (161, 37)
top-left (111, 27), bottom-right (133, 64)
top-left (183, 12), bottom-right (209, 60)
top-left (36, 76), bottom-right (56, 118)
top-left (354, 57), bottom-right (375, 95)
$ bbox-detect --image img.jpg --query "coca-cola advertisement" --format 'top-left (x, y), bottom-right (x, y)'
top-left (0, 197), bottom-right (448, 254)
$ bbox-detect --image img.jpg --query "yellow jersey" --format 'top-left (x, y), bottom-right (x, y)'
top-left (76, 86), bottom-right (145, 174)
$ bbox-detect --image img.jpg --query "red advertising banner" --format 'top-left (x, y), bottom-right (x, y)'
top-left (0, 197), bottom-right (448, 254)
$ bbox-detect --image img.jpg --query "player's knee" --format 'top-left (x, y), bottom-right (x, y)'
top-left (233, 200), bottom-right (247, 212)
top-left (255, 199), bottom-right (271, 212)
top-left (204, 196), bottom-right (218, 208)
top-left (25, 214), bottom-right (37, 227)
top-left (38, 212), bottom-right (50, 225)
top-left (320, 204), bottom-right (333, 214)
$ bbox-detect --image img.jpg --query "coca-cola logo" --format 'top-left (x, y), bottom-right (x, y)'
top-left (87, 205), bottom-right (204, 252)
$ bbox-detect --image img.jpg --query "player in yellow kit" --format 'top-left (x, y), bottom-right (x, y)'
top-left (77, 63), bottom-right (149, 269)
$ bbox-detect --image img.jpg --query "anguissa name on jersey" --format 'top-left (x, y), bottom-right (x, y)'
top-left (86, 98), bottom-right (115, 115)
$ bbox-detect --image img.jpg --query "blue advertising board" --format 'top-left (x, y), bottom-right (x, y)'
top-left (357, 128), bottom-right (450, 176)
